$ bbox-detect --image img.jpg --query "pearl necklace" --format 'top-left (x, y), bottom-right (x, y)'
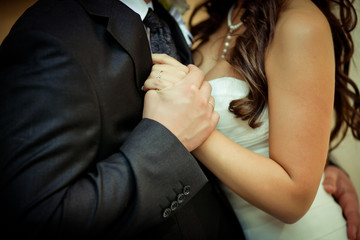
top-left (221, 5), bottom-right (243, 59)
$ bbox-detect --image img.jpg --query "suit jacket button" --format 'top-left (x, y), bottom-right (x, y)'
top-left (170, 201), bottom-right (179, 211)
top-left (163, 208), bottom-right (171, 218)
top-left (177, 193), bottom-right (185, 204)
top-left (183, 185), bottom-right (191, 196)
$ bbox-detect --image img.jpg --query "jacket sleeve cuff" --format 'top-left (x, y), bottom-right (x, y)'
top-left (120, 118), bottom-right (208, 224)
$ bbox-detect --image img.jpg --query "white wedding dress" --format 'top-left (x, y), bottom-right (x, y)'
top-left (209, 77), bottom-right (347, 240)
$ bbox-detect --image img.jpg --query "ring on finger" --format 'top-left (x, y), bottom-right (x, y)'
top-left (156, 70), bottom-right (163, 79)
top-left (208, 101), bottom-right (215, 109)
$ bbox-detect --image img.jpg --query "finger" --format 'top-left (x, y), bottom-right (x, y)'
top-left (208, 96), bottom-right (215, 110)
top-left (144, 67), bottom-right (187, 91)
top-left (152, 64), bottom-right (187, 80)
top-left (211, 110), bottom-right (220, 128)
top-left (182, 64), bottom-right (205, 89)
top-left (142, 89), bottom-right (159, 119)
top-left (322, 166), bottom-right (339, 194)
top-left (346, 210), bottom-right (360, 240)
top-left (143, 77), bottom-right (174, 91)
top-left (339, 191), bottom-right (359, 215)
top-left (198, 79), bottom-right (212, 99)
top-left (152, 54), bottom-right (189, 73)
top-left (336, 188), bottom-right (360, 240)
top-left (345, 209), bottom-right (360, 240)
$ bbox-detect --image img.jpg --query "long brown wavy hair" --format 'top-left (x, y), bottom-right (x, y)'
top-left (189, 0), bottom-right (360, 151)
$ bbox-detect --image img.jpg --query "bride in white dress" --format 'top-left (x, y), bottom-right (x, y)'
top-left (144, 0), bottom-right (360, 239)
top-left (209, 76), bottom-right (347, 239)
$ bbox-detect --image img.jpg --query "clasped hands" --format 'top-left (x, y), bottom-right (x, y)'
top-left (142, 54), bottom-right (219, 152)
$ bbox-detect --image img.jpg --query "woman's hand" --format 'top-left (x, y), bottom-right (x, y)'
top-left (323, 165), bottom-right (360, 240)
top-left (143, 54), bottom-right (189, 92)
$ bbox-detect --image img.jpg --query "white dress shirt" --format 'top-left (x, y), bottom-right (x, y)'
top-left (119, 0), bottom-right (153, 21)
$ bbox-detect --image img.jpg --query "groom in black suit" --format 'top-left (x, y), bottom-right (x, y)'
top-left (1, 0), bottom-right (359, 239)
top-left (0, 0), bottom-right (245, 239)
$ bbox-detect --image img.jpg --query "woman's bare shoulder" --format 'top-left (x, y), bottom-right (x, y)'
top-left (275, 0), bottom-right (331, 42)
top-left (266, 0), bottom-right (335, 86)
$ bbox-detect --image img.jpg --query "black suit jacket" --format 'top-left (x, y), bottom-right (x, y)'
top-left (0, 0), bottom-right (245, 239)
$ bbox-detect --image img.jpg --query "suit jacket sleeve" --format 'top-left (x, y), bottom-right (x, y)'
top-left (0, 24), bottom-right (207, 239)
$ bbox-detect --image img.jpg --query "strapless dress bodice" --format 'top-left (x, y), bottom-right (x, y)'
top-left (208, 77), bottom-right (347, 240)
top-left (209, 77), bottom-right (269, 157)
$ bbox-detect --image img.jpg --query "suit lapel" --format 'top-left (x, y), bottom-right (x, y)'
top-left (77, 0), bottom-right (193, 89)
top-left (77, 0), bottom-right (152, 92)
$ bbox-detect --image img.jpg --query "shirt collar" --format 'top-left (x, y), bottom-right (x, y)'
top-left (119, 0), bottom-right (153, 21)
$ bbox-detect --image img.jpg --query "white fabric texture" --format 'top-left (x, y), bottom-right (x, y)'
top-left (209, 77), bottom-right (347, 240)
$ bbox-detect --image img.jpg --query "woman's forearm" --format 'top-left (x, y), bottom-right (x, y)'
top-left (192, 129), bottom-right (322, 223)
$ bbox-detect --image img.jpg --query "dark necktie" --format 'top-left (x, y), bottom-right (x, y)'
top-left (143, 8), bottom-right (181, 61)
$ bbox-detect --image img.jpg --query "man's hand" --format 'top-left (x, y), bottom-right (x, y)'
top-left (143, 63), bottom-right (218, 152)
top-left (323, 165), bottom-right (360, 240)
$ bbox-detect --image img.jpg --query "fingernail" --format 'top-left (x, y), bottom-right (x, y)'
top-left (323, 184), bottom-right (335, 193)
